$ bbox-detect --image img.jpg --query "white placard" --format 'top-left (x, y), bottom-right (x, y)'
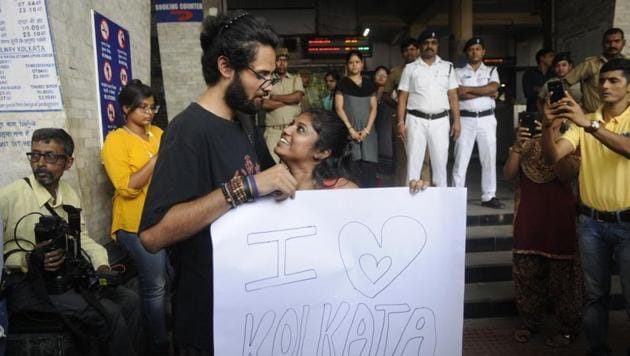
top-left (0, 0), bottom-right (63, 112)
top-left (212, 187), bottom-right (466, 355)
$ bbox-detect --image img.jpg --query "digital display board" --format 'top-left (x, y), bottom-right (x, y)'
top-left (305, 37), bottom-right (372, 58)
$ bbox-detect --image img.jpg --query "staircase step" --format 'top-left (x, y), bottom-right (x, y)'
top-left (465, 251), bottom-right (513, 283)
top-left (466, 250), bottom-right (512, 268)
top-left (466, 213), bottom-right (514, 227)
top-left (466, 225), bottom-right (513, 252)
top-left (463, 276), bottom-right (625, 318)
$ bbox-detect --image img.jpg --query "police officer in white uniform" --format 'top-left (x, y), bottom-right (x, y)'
top-left (397, 30), bottom-right (460, 187)
top-left (452, 37), bottom-right (504, 208)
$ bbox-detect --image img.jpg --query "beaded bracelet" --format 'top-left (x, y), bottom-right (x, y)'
top-left (222, 176), bottom-right (257, 208)
top-left (230, 178), bottom-right (247, 204)
top-left (221, 183), bottom-right (236, 208)
top-left (240, 176), bottom-right (254, 202)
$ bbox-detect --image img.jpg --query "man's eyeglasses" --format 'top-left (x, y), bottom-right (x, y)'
top-left (137, 104), bottom-right (160, 115)
top-left (246, 66), bottom-right (280, 90)
top-left (26, 151), bottom-right (68, 163)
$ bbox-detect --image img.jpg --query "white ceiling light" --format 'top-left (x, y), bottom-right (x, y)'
top-left (362, 28), bottom-right (370, 37)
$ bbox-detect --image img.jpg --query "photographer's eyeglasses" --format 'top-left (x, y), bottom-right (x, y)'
top-left (137, 104), bottom-right (160, 115)
top-left (26, 151), bottom-right (68, 164)
top-left (246, 66), bottom-right (280, 90)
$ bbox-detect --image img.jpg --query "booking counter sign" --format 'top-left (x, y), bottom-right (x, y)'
top-left (91, 11), bottom-right (132, 142)
top-left (155, 0), bottom-right (203, 23)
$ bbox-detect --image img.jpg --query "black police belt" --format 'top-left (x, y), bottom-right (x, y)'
top-left (460, 109), bottom-right (494, 118)
top-left (407, 109), bottom-right (448, 120)
top-left (578, 204), bottom-right (630, 223)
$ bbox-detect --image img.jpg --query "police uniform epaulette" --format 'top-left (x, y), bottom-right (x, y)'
top-left (584, 55), bottom-right (601, 62)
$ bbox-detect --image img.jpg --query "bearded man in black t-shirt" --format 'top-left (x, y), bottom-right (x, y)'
top-left (138, 11), bottom-right (298, 355)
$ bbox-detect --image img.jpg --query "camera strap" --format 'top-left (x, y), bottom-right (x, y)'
top-left (20, 177), bottom-right (113, 343)
top-left (22, 177), bottom-right (59, 218)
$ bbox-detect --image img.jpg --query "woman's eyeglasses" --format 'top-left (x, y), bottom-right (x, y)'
top-left (26, 151), bottom-right (68, 163)
top-left (137, 104), bottom-right (160, 114)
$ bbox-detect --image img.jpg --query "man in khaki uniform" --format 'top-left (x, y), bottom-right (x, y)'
top-left (262, 48), bottom-right (304, 161)
top-left (564, 28), bottom-right (627, 113)
top-left (383, 38), bottom-right (431, 186)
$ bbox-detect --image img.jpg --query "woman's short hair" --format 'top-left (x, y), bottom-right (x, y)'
top-left (118, 79), bottom-right (154, 114)
top-left (345, 50), bottom-right (363, 64)
top-left (373, 65), bottom-right (389, 76)
top-left (199, 11), bottom-right (279, 86)
top-left (303, 110), bottom-right (353, 185)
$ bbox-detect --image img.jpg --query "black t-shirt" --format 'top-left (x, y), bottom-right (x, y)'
top-left (139, 103), bottom-right (273, 350)
top-left (335, 76), bottom-right (377, 97)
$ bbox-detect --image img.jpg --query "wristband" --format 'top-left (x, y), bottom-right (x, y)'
top-left (221, 183), bottom-right (236, 208)
top-left (247, 175), bottom-right (259, 199)
top-left (508, 146), bottom-right (522, 154)
top-left (241, 176), bottom-right (253, 202)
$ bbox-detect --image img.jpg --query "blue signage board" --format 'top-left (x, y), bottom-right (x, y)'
top-left (155, 0), bottom-right (203, 23)
top-left (92, 11), bottom-right (132, 141)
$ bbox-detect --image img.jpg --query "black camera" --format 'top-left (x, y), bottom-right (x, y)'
top-left (33, 205), bottom-right (92, 294)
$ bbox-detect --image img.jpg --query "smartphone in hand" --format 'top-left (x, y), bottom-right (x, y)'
top-left (547, 80), bottom-right (566, 103)
top-left (519, 112), bottom-right (541, 134)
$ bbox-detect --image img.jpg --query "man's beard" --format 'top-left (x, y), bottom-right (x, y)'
top-left (225, 73), bottom-right (258, 114)
top-left (33, 168), bottom-right (55, 187)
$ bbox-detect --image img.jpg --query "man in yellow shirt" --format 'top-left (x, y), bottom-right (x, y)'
top-left (542, 58), bottom-right (630, 356)
top-left (0, 128), bottom-right (140, 355)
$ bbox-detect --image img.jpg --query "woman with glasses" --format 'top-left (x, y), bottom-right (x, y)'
top-left (101, 79), bottom-right (170, 354)
top-left (335, 50), bottom-right (379, 187)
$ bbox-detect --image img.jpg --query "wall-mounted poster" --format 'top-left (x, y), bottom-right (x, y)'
top-left (155, 0), bottom-right (203, 23)
top-left (0, 0), bottom-right (63, 112)
top-left (91, 10), bottom-right (132, 141)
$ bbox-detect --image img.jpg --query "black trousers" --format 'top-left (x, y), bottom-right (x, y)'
top-left (6, 273), bottom-right (140, 356)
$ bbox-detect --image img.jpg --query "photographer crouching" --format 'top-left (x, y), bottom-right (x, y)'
top-left (0, 128), bottom-right (140, 355)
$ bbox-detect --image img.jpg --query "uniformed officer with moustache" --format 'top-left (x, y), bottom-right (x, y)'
top-left (397, 30), bottom-right (460, 187)
top-left (452, 37), bottom-right (504, 208)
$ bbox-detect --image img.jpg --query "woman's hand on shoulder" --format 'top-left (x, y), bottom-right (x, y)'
top-left (408, 179), bottom-right (430, 194)
top-left (254, 164), bottom-right (298, 201)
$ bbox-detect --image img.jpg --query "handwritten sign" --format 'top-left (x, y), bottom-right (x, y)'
top-left (0, 0), bottom-right (63, 112)
top-left (91, 11), bottom-right (132, 141)
top-left (212, 188), bottom-right (467, 355)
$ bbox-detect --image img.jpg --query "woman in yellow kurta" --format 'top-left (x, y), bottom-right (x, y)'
top-left (101, 79), bottom-right (169, 354)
